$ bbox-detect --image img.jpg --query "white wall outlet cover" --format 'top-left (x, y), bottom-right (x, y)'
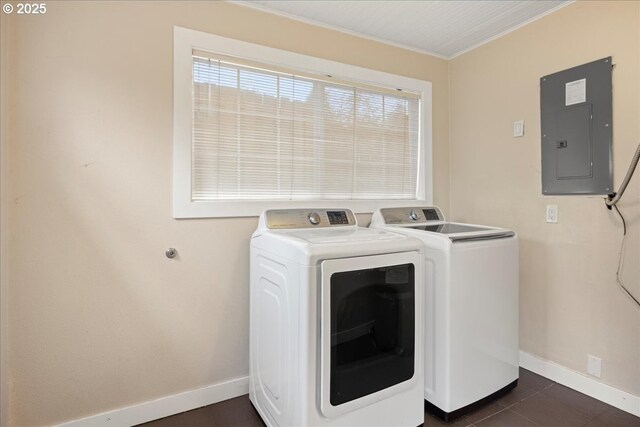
top-left (513, 120), bottom-right (524, 137)
top-left (546, 204), bottom-right (558, 223)
top-left (588, 355), bottom-right (602, 378)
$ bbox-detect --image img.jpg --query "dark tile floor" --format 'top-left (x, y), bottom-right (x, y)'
top-left (139, 368), bottom-right (639, 427)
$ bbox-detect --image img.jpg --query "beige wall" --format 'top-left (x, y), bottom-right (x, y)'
top-left (1, 7), bottom-right (12, 427)
top-left (450, 0), bottom-right (640, 396)
top-left (1, 1), bottom-right (449, 425)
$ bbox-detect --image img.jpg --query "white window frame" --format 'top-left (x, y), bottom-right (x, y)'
top-left (173, 26), bottom-right (433, 218)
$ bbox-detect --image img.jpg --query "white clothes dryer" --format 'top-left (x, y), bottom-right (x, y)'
top-left (370, 206), bottom-right (519, 422)
top-left (250, 209), bottom-right (424, 427)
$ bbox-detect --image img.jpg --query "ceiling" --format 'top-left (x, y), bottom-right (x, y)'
top-left (237, 1), bottom-right (572, 59)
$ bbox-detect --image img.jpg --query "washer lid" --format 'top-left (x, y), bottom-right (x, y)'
top-left (408, 223), bottom-right (495, 234)
top-left (407, 223), bottom-right (515, 242)
top-left (370, 206), bottom-right (515, 242)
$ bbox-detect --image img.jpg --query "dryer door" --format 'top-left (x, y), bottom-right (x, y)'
top-left (319, 251), bottom-right (421, 418)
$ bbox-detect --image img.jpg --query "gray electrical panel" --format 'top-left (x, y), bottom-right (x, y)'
top-left (540, 57), bottom-right (613, 195)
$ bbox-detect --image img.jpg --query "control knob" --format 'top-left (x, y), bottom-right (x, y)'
top-left (308, 212), bottom-right (321, 225)
top-left (409, 210), bottom-right (419, 221)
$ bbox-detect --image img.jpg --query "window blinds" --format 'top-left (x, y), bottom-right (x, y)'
top-left (192, 53), bottom-right (420, 201)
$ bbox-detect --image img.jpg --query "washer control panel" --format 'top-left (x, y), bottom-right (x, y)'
top-left (307, 212), bottom-right (321, 225)
top-left (378, 206), bottom-right (444, 224)
top-left (265, 209), bottom-right (356, 229)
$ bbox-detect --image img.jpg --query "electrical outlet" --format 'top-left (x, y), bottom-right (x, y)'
top-left (546, 205), bottom-right (558, 223)
top-left (588, 355), bottom-right (602, 378)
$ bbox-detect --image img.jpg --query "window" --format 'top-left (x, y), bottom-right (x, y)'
top-left (174, 27), bottom-right (432, 218)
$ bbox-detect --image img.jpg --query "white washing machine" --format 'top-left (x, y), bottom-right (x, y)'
top-left (370, 206), bottom-right (519, 422)
top-left (250, 209), bottom-right (424, 427)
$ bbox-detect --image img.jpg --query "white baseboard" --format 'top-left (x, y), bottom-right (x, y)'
top-left (56, 376), bottom-right (249, 427)
top-left (519, 350), bottom-right (640, 417)
top-left (52, 354), bottom-right (640, 426)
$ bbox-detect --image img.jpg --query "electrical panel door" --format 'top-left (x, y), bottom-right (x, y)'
top-left (540, 57), bottom-right (612, 195)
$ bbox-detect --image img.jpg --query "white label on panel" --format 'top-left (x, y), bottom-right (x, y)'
top-left (565, 78), bottom-right (586, 106)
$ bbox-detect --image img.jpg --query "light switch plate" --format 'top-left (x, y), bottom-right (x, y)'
top-left (513, 120), bottom-right (524, 137)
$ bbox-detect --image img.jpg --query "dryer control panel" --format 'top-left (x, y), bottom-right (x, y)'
top-left (377, 206), bottom-right (445, 225)
top-left (264, 209), bottom-right (357, 229)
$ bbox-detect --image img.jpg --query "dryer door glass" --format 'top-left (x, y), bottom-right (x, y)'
top-left (329, 263), bottom-right (415, 406)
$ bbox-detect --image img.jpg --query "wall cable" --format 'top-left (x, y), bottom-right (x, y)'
top-left (609, 201), bottom-right (640, 308)
top-left (604, 142), bottom-right (640, 309)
